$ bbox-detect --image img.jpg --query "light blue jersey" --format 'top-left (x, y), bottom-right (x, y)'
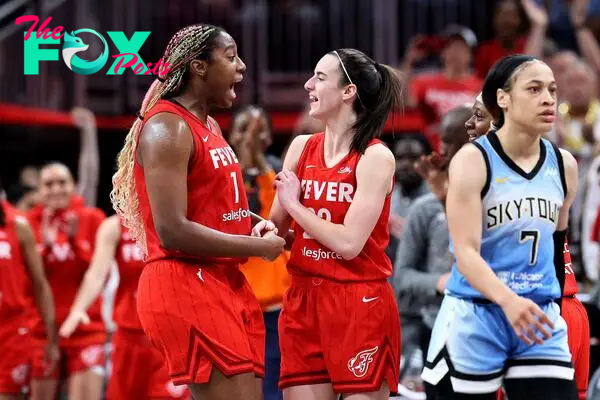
top-left (422, 132), bottom-right (575, 395)
top-left (446, 131), bottom-right (566, 303)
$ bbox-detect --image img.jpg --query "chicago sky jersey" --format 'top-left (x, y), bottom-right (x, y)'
top-left (446, 131), bottom-right (566, 302)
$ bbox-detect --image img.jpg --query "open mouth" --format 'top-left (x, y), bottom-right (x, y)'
top-left (309, 94), bottom-right (318, 104)
top-left (229, 75), bottom-right (243, 100)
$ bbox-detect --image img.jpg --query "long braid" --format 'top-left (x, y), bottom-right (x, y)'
top-left (110, 24), bottom-right (220, 255)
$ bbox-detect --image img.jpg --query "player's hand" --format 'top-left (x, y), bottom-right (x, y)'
top-left (59, 309), bottom-right (91, 338)
top-left (62, 211), bottom-right (79, 239)
top-left (275, 170), bottom-right (301, 210)
top-left (501, 294), bottom-right (554, 345)
top-left (389, 214), bottom-right (405, 239)
top-left (43, 340), bottom-right (60, 377)
top-left (71, 107), bottom-right (96, 130)
top-left (414, 153), bottom-right (449, 202)
top-left (403, 35), bottom-right (428, 65)
top-left (521, 0), bottom-right (549, 26)
top-left (570, 0), bottom-right (589, 28)
top-left (252, 220), bottom-right (278, 237)
top-left (436, 272), bottom-right (451, 294)
top-left (41, 209), bottom-right (58, 247)
top-left (260, 230), bottom-right (285, 261)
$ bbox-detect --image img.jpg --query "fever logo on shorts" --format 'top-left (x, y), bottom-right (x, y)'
top-left (11, 364), bottom-right (28, 384)
top-left (347, 346), bottom-right (379, 378)
top-left (80, 344), bottom-right (103, 367)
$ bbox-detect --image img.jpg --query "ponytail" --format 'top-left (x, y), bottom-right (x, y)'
top-left (331, 49), bottom-right (403, 154)
top-left (350, 63), bottom-right (403, 153)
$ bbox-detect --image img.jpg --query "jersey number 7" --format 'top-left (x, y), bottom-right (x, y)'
top-left (519, 229), bottom-right (540, 265)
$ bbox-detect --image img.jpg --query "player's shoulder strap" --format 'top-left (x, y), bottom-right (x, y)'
top-left (469, 135), bottom-right (492, 198)
top-left (295, 132), bottom-right (321, 171)
top-left (548, 140), bottom-right (568, 199)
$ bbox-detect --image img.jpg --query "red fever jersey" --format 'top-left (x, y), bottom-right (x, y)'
top-left (27, 203), bottom-right (106, 343)
top-left (288, 132), bottom-right (393, 282)
top-left (563, 238), bottom-right (578, 296)
top-left (134, 100), bottom-right (264, 385)
top-left (0, 202), bottom-right (29, 319)
top-left (135, 99), bottom-right (251, 264)
top-left (0, 202), bottom-right (32, 394)
top-left (113, 224), bottom-right (145, 331)
top-left (411, 73), bottom-right (481, 138)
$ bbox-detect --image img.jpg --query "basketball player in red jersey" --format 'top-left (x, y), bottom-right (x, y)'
top-left (110, 24), bottom-right (285, 400)
top-left (27, 163), bottom-right (106, 400)
top-left (0, 186), bottom-right (58, 400)
top-left (256, 49), bottom-right (403, 399)
top-left (59, 215), bottom-right (189, 399)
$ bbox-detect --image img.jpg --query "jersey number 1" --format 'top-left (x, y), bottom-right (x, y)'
top-left (519, 230), bottom-right (540, 265)
top-left (230, 172), bottom-right (239, 203)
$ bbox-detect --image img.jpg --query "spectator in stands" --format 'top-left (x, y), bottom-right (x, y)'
top-left (401, 25), bottom-right (481, 147)
top-left (551, 60), bottom-right (600, 283)
top-left (388, 134), bottom-right (431, 264)
top-left (535, 0), bottom-right (600, 52)
top-left (545, 4), bottom-right (600, 94)
top-left (545, 45), bottom-right (579, 93)
top-left (229, 105), bottom-right (289, 400)
top-left (476, 0), bottom-right (549, 78)
top-left (393, 106), bottom-right (472, 400)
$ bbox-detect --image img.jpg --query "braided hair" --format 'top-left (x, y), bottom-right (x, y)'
top-left (111, 24), bottom-right (224, 255)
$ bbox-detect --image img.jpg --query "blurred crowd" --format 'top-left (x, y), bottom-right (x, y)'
top-left (4, 0), bottom-right (600, 399)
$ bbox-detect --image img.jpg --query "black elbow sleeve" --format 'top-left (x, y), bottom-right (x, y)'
top-left (552, 229), bottom-right (567, 305)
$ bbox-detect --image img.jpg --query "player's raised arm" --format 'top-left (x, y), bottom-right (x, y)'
top-left (138, 113), bottom-right (284, 260)
top-left (276, 143), bottom-right (394, 260)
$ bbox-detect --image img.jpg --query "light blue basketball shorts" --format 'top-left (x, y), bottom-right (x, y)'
top-left (421, 295), bottom-right (575, 394)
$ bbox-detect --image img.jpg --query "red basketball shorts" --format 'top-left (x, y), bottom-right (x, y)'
top-left (278, 276), bottom-right (401, 394)
top-left (30, 330), bottom-right (106, 380)
top-left (106, 328), bottom-right (189, 399)
top-left (562, 296), bottom-right (590, 400)
top-left (136, 260), bottom-right (265, 386)
top-left (0, 316), bottom-right (31, 394)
